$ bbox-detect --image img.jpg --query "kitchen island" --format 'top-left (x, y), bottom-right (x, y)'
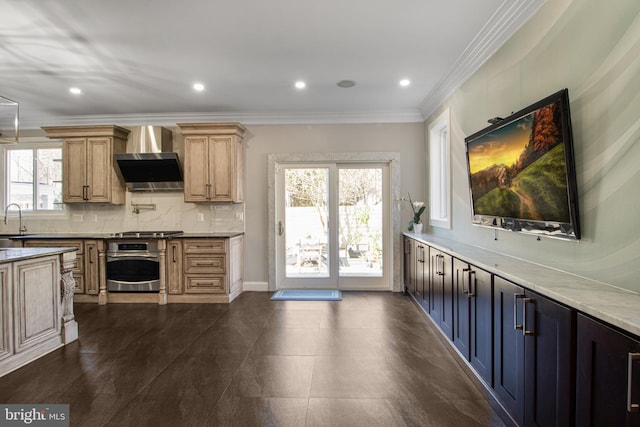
top-left (0, 247), bottom-right (77, 377)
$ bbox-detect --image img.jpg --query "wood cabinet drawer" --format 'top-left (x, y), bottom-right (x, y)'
top-left (184, 254), bottom-right (225, 274)
top-left (183, 239), bottom-right (225, 254)
top-left (23, 240), bottom-right (84, 254)
top-left (71, 257), bottom-right (84, 273)
top-left (185, 276), bottom-right (225, 294)
top-left (73, 273), bottom-right (85, 294)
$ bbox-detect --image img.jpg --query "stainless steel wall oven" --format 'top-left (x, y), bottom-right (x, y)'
top-left (106, 240), bottom-right (160, 292)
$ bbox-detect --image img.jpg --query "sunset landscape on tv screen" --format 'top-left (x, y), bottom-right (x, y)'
top-left (467, 99), bottom-right (570, 223)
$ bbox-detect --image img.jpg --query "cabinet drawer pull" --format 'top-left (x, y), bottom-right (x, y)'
top-left (514, 294), bottom-right (525, 330)
top-left (629, 353), bottom-right (640, 412)
top-left (523, 297), bottom-right (535, 336)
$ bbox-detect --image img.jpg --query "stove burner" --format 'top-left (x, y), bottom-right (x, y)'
top-left (110, 231), bottom-right (183, 239)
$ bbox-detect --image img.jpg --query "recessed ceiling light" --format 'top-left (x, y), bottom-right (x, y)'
top-left (399, 79), bottom-right (411, 87)
top-left (294, 81), bottom-right (306, 89)
top-left (69, 87), bottom-right (82, 95)
top-left (337, 80), bottom-right (356, 88)
top-left (193, 83), bottom-right (205, 92)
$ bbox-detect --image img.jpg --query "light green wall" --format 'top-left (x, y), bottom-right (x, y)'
top-left (427, 0), bottom-right (640, 291)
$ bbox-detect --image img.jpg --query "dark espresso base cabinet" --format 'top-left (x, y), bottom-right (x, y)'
top-left (450, 257), bottom-right (493, 384)
top-left (403, 234), bottom-right (640, 427)
top-left (576, 314), bottom-right (640, 427)
top-left (453, 258), bottom-right (471, 360)
top-left (429, 248), bottom-right (453, 340)
top-left (494, 276), bottom-right (573, 427)
top-left (403, 237), bottom-right (415, 295)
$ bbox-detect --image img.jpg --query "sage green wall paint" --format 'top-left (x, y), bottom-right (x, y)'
top-left (427, 0), bottom-right (640, 291)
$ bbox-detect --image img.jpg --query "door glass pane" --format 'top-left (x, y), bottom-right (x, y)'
top-left (285, 168), bottom-right (329, 278)
top-left (338, 167), bottom-right (383, 277)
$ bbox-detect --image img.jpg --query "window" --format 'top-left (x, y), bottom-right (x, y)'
top-left (4, 142), bottom-right (63, 211)
top-left (428, 108), bottom-right (451, 229)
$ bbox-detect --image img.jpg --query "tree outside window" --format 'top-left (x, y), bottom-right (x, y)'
top-left (6, 146), bottom-right (62, 211)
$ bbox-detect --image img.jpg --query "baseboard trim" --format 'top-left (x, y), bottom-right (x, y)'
top-left (243, 282), bottom-right (269, 292)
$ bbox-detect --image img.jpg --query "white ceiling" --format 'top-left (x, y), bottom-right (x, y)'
top-left (1, 0), bottom-right (544, 127)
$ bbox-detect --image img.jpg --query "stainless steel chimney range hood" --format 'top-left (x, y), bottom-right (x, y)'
top-left (115, 126), bottom-right (184, 191)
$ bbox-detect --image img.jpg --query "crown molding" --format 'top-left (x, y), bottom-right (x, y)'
top-left (418, 0), bottom-right (547, 120)
top-left (20, 109), bottom-right (425, 130)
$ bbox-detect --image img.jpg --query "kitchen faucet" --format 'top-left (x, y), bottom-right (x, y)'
top-left (4, 203), bottom-right (27, 235)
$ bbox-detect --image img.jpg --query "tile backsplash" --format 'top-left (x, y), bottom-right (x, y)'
top-left (1, 191), bottom-right (244, 234)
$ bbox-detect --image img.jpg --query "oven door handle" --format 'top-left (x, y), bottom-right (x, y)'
top-left (107, 254), bottom-right (159, 261)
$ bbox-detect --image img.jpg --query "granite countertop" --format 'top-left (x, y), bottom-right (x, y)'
top-left (0, 247), bottom-right (77, 264)
top-left (9, 232), bottom-right (244, 240)
top-left (10, 233), bottom-right (114, 240)
top-left (179, 232), bottom-right (244, 238)
top-left (405, 232), bottom-right (640, 337)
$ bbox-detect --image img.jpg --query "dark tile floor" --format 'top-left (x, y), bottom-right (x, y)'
top-left (0, 292), bottom-right (508, 427)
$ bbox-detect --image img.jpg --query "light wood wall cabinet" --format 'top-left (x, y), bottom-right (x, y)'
top-left (42, 125), bottom-right (129, 204)
top-left (177, 122), bottom-right (246, 203)
top-left (21, 239), bottom-right (101, 295)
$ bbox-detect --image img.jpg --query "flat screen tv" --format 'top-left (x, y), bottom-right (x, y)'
top-left (464, 89), bottom-right (581, 240)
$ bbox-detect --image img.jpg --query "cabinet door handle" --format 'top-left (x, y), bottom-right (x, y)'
top-left (172, 245), bottom-right (177, 263)
top-left (514, 293), bottom-right (525, 330)
top-left (468, 270), bottom-right (476, 297)
top-left (88, 246), bottom-right (93, 263)
top-left (523, 297), bottom-right (535, 336)
top-left (461, 267), bottom-right (471, 294)
top-left (629, 353), bottom-right (640, 412)
top-left (438, 254), bottom-right (445, 276)
top-left (206, 184), bottom-right (212, 200)
top-left (82, 185), bottom-right (88, 200)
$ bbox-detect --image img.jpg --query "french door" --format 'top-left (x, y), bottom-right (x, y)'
top-left (275, 162), bottom-right (390, 290)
